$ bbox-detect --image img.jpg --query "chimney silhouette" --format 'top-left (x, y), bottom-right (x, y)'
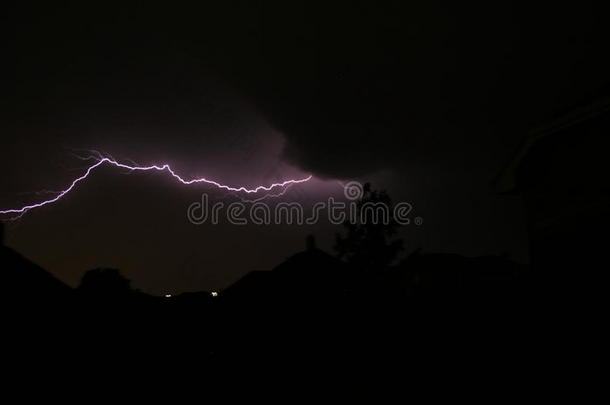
top-left (306, 234), bottom-right (316, 251)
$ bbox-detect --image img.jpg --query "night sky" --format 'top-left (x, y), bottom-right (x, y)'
top-left (3, 2), bottom-right (609, 294)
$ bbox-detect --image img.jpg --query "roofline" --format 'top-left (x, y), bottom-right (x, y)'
top-left (494, 96), bottom-right (610, 193)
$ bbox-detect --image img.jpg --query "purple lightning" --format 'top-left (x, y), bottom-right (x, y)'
top-left (235, 183), bottom-right (296, 203)
top-left (0, 156), bottom-right (313, 216)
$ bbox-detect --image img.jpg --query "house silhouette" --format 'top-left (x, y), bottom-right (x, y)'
top-left (494, 95), bottom-right (610, 299)
top-left (0, 222), bottom-right (71, 302)
top-left (221, 235), bottom-right (349, 305)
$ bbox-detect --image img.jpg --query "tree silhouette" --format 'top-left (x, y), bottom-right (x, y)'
top-left (78, 268), bottom-right (134, 297)
top-left (335, 183), bottom-right (403, 272)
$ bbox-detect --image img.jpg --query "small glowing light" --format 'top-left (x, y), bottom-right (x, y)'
top-left (211, 292), bottom-right (218, 297)
top-left (164, 294), bottom-right (172, 298)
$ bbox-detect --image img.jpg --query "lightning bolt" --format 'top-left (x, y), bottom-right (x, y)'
top-left (235, 182), bottom-right (296, 203)
top-left (1, 155), bottom-right (312, 217)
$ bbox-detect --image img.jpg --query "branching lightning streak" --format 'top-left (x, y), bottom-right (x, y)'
top-left (1, 156), bottom-right (312, 216)
top-left (236, 183), bottom-right (295, 203)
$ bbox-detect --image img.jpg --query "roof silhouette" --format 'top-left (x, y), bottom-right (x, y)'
top-left (1, 244), bottom-right (71, 300)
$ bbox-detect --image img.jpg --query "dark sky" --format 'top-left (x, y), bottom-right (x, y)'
top-left (2, 2), bottom-right (610, 294)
